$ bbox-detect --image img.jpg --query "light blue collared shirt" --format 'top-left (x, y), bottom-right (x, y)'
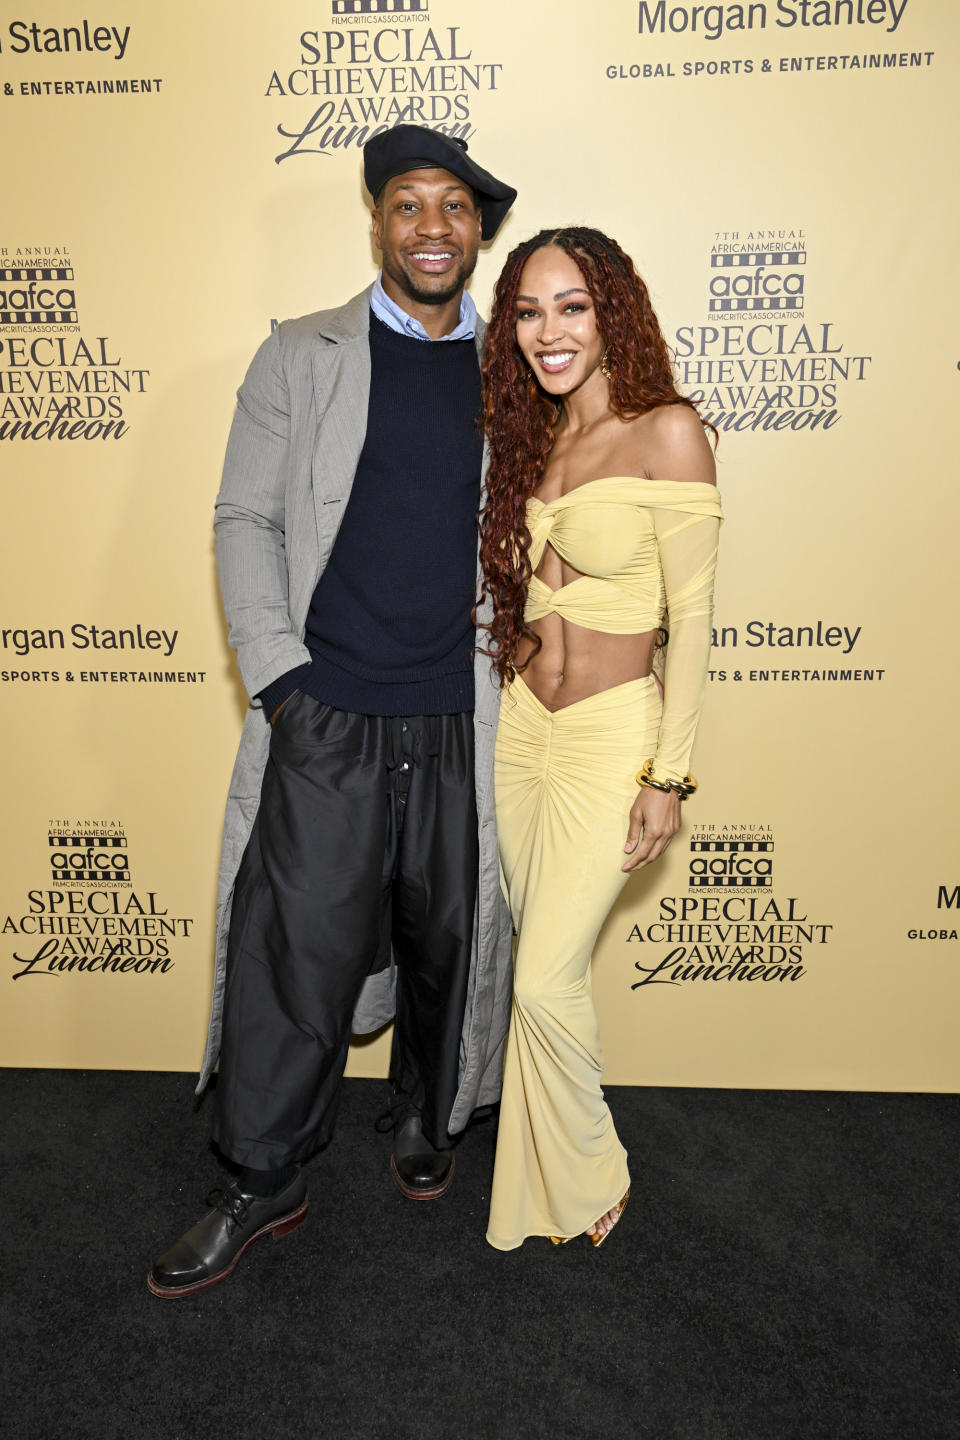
top-left (370, 272), bottom-right (477, 342)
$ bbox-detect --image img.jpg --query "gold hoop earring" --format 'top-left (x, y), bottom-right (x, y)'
top-left (600, 348), bottom-right (613, 380)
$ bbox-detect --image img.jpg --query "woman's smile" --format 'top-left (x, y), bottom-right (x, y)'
top-left (535, 350), bottom-right (577, 374)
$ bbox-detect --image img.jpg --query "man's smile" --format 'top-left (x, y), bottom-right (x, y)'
top-left (407, 248), bottom-right (458, 272)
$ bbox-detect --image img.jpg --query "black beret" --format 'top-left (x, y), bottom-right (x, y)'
top-left (363, 124), bottom-right (516, 240)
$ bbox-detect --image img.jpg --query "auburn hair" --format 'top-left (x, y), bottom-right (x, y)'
top-left (477, 226), bottom-right (707, 685)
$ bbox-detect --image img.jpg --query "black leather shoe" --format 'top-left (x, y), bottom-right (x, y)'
top-left (378, 1098), bottom-right (454, 1200)
top-left (147, 1172), bottom-right (308, 1299)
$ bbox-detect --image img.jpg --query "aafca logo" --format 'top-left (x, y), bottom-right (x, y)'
top-left (626, 822), bottom-right (833, 990)
top-left (0, 252), bottom-right (77, 335)
top-left (1, 257), bottom-right (76, 329)
top-left (689, 824), bottom-right (774, 891)
top-left (49, 824), bottom-right (129, 885)
top-left (709, 240), bottom-right (805, 317)
top-left (5, 817), bottom-right (195, 980)
top-left (0, 245), bottom-right (150, 442)
top-left (674, 228), bottom-right (872, 436)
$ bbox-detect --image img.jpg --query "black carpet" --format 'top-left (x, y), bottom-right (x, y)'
top-left (2, 1071), bottom-right (957, 1440)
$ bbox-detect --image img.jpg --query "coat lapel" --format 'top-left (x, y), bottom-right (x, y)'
top-left (308, 290), bottom-right (373, 583)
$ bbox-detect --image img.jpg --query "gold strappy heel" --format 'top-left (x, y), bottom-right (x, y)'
top-left (590, 1187), bottom-right (630, 1249)
top-left (549, 1186), bottom-right (631, 1248)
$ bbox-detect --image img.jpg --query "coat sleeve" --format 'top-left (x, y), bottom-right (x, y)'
top-left (214, 326), bottom-right (312, 705)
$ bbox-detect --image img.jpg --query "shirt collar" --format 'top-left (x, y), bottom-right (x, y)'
top-left (370, 272), bottom-right (477, 342)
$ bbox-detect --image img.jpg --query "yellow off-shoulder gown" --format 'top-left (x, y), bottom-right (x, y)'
top-left (486, 479), bottom-right (722, 1250)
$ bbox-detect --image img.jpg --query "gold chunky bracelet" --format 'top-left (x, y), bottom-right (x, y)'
top-left (636, 759), bottom-right (698, 800)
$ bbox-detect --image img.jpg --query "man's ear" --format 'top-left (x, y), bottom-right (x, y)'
top-left (371, 207), bottom-right (383, 250)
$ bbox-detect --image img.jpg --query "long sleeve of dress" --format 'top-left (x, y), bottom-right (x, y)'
top-left (650, 506), bottom-right (721, 785)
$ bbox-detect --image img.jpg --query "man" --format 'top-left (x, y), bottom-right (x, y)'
top-left (148, 127), bottom-right (516, 1298)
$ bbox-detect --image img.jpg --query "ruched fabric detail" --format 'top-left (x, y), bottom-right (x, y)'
top-left (524, 476), bottom-right (722, 785)
top-left (524, 477), bottom-right (721, 633)
top-left (486, 673), bottom-right (662, 1250)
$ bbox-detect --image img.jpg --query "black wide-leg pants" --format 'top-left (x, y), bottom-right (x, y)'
top-left (213, 691), bottom-right (478, 1170)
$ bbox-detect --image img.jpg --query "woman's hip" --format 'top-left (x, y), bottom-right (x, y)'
top-left (496, 671), bottom-right (661, 772)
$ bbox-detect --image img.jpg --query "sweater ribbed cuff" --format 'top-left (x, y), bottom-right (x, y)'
top-left (258, 662), bottom-right (313, 720)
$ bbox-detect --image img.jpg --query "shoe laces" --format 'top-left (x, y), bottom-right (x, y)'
top-left (205, 1186), bottom-right (249, 1231)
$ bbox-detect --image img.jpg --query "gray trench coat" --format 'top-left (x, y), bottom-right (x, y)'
top-left (197, 286), bottom-right (514, 1135)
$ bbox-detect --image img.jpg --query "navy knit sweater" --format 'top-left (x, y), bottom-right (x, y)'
top-left (261, 315), bottom-right (483, 718)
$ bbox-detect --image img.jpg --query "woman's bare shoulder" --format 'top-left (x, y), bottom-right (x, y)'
top-left (624, 403), bottom-right (716, 486)
top-left (644, 403), bottom-right (717, 485)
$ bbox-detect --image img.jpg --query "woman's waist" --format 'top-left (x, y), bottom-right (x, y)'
top-left (520, 616), bottom-right (658, 674)
top-left (515, 628), bottom-right (660, 716)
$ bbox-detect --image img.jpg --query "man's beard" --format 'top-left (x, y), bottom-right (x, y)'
top-left (382, 251), bottom-right (476, 307)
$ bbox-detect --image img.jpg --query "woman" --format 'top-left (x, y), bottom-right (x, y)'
top-left (479, 228), bottom-right (721, 1250)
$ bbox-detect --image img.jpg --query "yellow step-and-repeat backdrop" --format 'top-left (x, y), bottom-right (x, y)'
top-left (1, 0), bottom-right (957, 1090)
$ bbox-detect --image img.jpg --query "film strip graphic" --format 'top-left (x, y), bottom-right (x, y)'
top-left (690, 876), bottom-right (770, 888)
top-left (333, 0), bottom-right (427, 13)
top-left (689, 838), bottom-right (774, 889)
top-left (0, 265), bottom-right (77, 325)
top-left (48, 831), bottom-right (129, 883)
top-left (709, 250), bottom-right (806, 314)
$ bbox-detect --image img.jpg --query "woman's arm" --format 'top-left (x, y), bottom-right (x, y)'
top-left (622, 405), bottom-right (719, 871)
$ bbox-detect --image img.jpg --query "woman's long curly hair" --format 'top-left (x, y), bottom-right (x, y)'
top-left (477, 226), bottom-right (705, 685)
